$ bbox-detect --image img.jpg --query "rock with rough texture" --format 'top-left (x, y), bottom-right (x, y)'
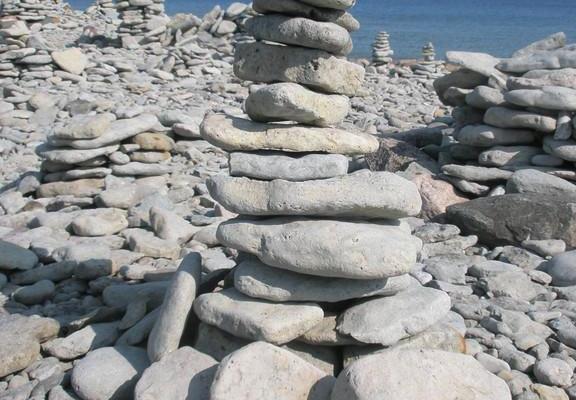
top-left (234, 259), bottom-right (413, 302)
top-left (134, 347), bottom-right (217, 400)
top-left (210, 342), bottom-right (335, 400)
top-left (36, 179), bottom-right (105, 198)
top-left (0, 239), bottom-right (38, 270)
top-left (36, 144), bottom-right (119, 164)
top-left (513, 32), bottom-right (566, 57)
top-left (217, 217), bottom-right (420, 279)
top-left (506, 169), bottom-right (576, 195)
top-left (245, 83), bottom-right (350, 126)
top-left (193, 288), bottom-right (324, 345)
top-left (533, 358), bottom-right (573, 387)
top-left (147, 253), bottom-right (202, 362)
top-left (505, 87), bottom-right (576, 111)
top-left (229, 152), bottom-right (349, 181)
top-left (208, 171), bottom-right (421, 218)
top-left (0, 335), bottom-right (40, 378)
top-left (54, 113), bottom-right (116, 140)
top-left (71, 209), bottom-right (128, 237)
top-left (446, 193), bottom-right (576, 247)
top-left (234, 42), bottom-right (364, 96)
top-left (52, 48), bottom-right (88, 75)
top-left (498, 48), bottom-right (576, 73)
top-left (201, 114), bottom-right (378, 155)
top-left (543, 136), bottom-right (576, 162)
top-left (246, 15), bottom-right (352, 55)
top-left (337, 287), bottom-right (451, 345)
top-left (479, 146), bottom-right (543, 167)
top-left (71, 346), bottom-right (149, 400)
top-left (332, 349), bottom-right (511, 400)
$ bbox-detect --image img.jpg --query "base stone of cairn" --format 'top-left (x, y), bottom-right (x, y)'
top-left (35, 112), bottom-right (173, 200)
top-left (189, 0), bottom-right (512, 398)
top-left (372, 30), bottom-right (393, 65)
top-left (434, 32), bottom-right (576, 199)
top-left (116, 0), bottom-right (169, 48)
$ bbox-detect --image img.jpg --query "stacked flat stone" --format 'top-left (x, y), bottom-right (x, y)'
top-left (372, 30), bottom-right (393, 65)
top-left (35, 112), bottom-right (174, 199)
top-left (422, 41), bottom-right (436, 62)
top-left (116, 0), bottom-right (169, 48)
top-left (0, 0), bottom-right (59, 23)
top-left (433, 32), bottom-right (576, 198)
top-left (194, 0), bottom-right (456, 384)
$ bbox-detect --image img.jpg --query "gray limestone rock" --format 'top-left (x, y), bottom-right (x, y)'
top-left (456, 125), bottom-right (536, 147)
top-left (442, 164), bottom-right (513, 181)
top-left (478, 146), bottom-right (543, 167)
top-left (299, 0), bottom-right (356, 10)
top-left (465, 86), bottom-right (506, 109)
top-left (546, 250), bottom-right (576, 286)
top-left (506, 87), bottom-right (576, 111)
top-left (506, 169), bottom-right (576, 195)
top-left (53, 113), bottom-right (116, 140)
top-left (498, 48), bottom-right (576, 73)
top-left (513, 32), bottom-right (566, 57)
top-left (0, 239), bottom-right (38, 270)
top-left (543, 136), bottom-right (576, 162)
top-left (483, 107), bottom-right (556, 133)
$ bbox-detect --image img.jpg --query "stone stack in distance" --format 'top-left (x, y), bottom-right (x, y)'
top-left (116, 0), bottom-right (168, 48)
top-left (196, 0), bottom-right (458, 394)
top-left (0, 0), bottom-right (59, 23)
top-left (372, 30), bottom-right (393, 65)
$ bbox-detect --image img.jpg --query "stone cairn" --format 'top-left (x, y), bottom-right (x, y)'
top-left (151, 0), bottom-right (516, 396)
top-left (0, 0), bottom-right (60, 23)
top-left (433, 32), bottom-right (576, 198)
top-left (422, 41), bottom-right (435, 62)
top-left (372, 30), bottom-right (393, 65)
top-left (116, 0), bottom-right (169, 48)
top-left (35, 112), bottom-right (173, 199)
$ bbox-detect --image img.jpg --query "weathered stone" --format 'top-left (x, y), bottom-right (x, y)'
top-left (193, 288), bottom-right (324, 345)
top-left (71, 209), bottom-right (128, 237)
top-left (210, 342), bottom-right (334, 400)
top-left (506, 87), bottom-right (576, 111)
top-left (331, 349), bottom-right (511, 400)
top-left (132, 132), bottom-right (174, 152)
top-left (298, 313), bottom-right (362, 346)
top-left (498, 48), bottom-right (576, 73)
top-left (484, 107), bottom-right (556, 133)
top-left (508, 68), bottom-right (576, 90)
top-left (446, 51), bottom-right (507, 86)
top-left (299, 0), bottom-right (355, 10)
top-left (149, 207), bottom-right (198, 244)
top-left (234, 42), bottom-right (364, 96)
top-left (234, 259), bottom-right (413, 302)
top-left (36, 144), bottom-right (119, 164)
top-left (0, 336), bottom-right (40, 379)
top-left (546, 250), bottom-right (576, 286)
top-left (201, 114), bottom-right (378, 154)
top-left (229, 152), bottom-right (349, 181)
top-left (513, 32), bottom-right (566, 57)
top-left (533, 358), bottom-right (573, 387)
top-left (337, 287), bottom-right (451, 346)
top-left (37, 179), bottom-right (105, 198)
top-left (52, 48), bottom-right (87, 75)
top-left (246, 15), bottom-right (352, 55)
top-left (245, 83), bottom-right (350, 126)
top-left (456, 125), bottom-right (536, 147)
top-left (13, 279), bottom-right (55, 305)
top-left (506, 169), bottom-right (576, 195)
top-left (0, 239), bottom-right (38, 270)
top-left (43, 322), bottom-right (119, 361)
top-left (208, 171), bottom-right (421, 218)
top-left (53, 113), bottom-right (116, 140)
top-left (479, 146), bottom-right (543, 167)
top-left (434, 69), bottom-right (488, 103)
top-left (442, 164), bottom-right (513, 181)
top-left (217, 217), bottom-right (420, 279)
top-left (465, 86), bottom-right (506, 109)
top-left (543, 136), bottom-right (576, 162)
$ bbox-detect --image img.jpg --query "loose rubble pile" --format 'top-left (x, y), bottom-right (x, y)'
top-left (433, 32), bottom-right (576, 198)
top-left (372, 30), bottom-right (393, 65)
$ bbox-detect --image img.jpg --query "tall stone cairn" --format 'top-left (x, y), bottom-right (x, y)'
top-left (190, 0), bottom-right (512, 397)
top-left (422, 41), bottom-right (436, 62)
top-left (116, 0), bottom-right (168, 48)
top-left (0, 0), bottom-right (60, 23)
top-left (372, 30), bottom-right (393, 65)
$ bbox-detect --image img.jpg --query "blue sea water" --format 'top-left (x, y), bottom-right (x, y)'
top-left (67, 0), bottom-right (576, 59)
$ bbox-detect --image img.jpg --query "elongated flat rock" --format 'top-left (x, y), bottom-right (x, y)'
top-left (299, 0), bottom-right (356, 11)
top-left (229, 152), bottom-right (349, 181)
top-left (332, 349), bottom-right (511, 400)
top-left (234, 42), bottom-right (364, 96)
top-left (245, 82), bottom-right (350, 127)
top-left (234, 259), bottom-right (412, 302)
top-left (193, 288), bottom-right (324, 345)
top-left (505, 87), bottom-right (576, 111)
top-left (36, 144), bottom-right (119, 164)
top-left (207, 171), bottom-right (422, 218)
top-left (456, 124), bottom-right (536, 147)
top-left (442, 164), bottom-right (513, 181)
top-left (498, 47), bottom-right (576, 73)
top-left (484, 107), bottom-right (556, 133)
top-left (200, 114), bottom-right (378, 154)
top-left (217, 217), bottom-right (420, 279)
top-left (210, 342), bottom-right (334, 400)
top-left (251, 0), bottom-right (360, 32)
top-left (478, 146), bottom-right (543, 167)
top-left (246, 15), bottom-right (352, 55)
top-left (513, 32), bottom-right (566, 57)
top-left (508, 68), bottom-right (576, 90)
top-left (544, 136), bottom-right (576, 162)
top-left (336, 287), bottom-right (451, 346)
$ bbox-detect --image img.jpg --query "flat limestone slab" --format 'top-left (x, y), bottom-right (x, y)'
top-left (217, 217), bottom-right (421, 279)
top-left (234, 259), bottom-right (413, 302)
top-left (200, 114), bottom-right (378, 155)
top-left (210, 342), bottom-right (335, 400)
top-left (336, 286), bottom-right (451, 346)
top-left (245, 82), bottom-right (350, 127)
top-left (193, 288), bottom-right (324, 345)
top-left (207, 170), bottom-right (422, 218)
top-left (251, 0), bottom-right (360, 32)
top-left (483, 107), bottom-right (556, 133)
top-left (456, 124), bottom-right (536, 147)
top-left (229, 152), bottom-right (349, 181)
top-left (36, 144), bottom-right (119, 164)
top-left (234, 42), bottom-right (364, 96)
top-left (505, 87), bottom-right (576, 111)
top-left (498, 47), bottom-right (576, 73)
top-left (246, 15), bottom-right (352, 55)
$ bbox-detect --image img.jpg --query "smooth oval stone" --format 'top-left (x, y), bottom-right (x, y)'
top-left (484, 107), bottom-right (556, 133)
top-left (234, 42), bottom-right (364, 96)
top-left (251, 0), bottom-right (360, 32)
top-left (210, 342), bottom-right (335, 400)
top-left (200, 114), bottom-right (379, 155)
top-left (441, 164), bottom-right (513, 182)
top-left (505, 87), bottom-right (576, 111)
top-left (229, 152), bottom-right (349, 181)
top-left (531, 154), bottom-right (565, 167)
top-left (245, 82), bottom-right (350, 127)
top-left (193, 288), bottom-right (324, 345)
top-left (234, 259), bottom-right (412, 302)
top-left (506, 169), bottom-right (576, 196)
top-left (336, 287), bottom-right (451, 346)
top-left (465, 86), bottom-right (506, 109)
top-left (332, 349), bottom-right (511, 400)
top-left (498, 47), bottom-right (576, 73)
top-left (543, 136), bottom-right (576, 162)
top-left (478, 146), bottom-right (543, 167)
top-left (0, 240), bottom-right (38, 271)
top-left (207, 171), bottom-right (422, 219)
top-left (546, 250), bottom-right (576, 286)
top-left (246, 15), bottom-right (352, 55)
top-left (299, 0), bottom-right (356, 10)
top-left (456, 125), bottom-right (536, 147)
top-left (217, 217), bottom-right (420, 279)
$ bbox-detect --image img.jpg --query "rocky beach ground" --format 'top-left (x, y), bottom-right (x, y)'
top-left (2, 0), bottom-right (576, 399)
